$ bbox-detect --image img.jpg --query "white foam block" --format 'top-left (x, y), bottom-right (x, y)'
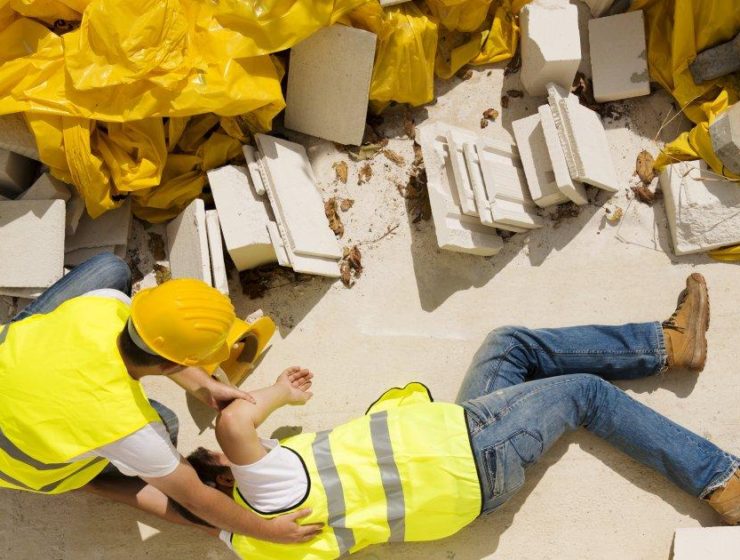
top-left (205, 210), bottom-right (229, 296)
top-left (166, 199), bottom-right (212, 284)
top-left (19, 173), bottom-right (71, 202)
top-left (0, 200), bottom-right (65, 288)
top-left (285, 25), bottom-right (377, 146)
top-left (512, 112), bottom-right (570, 208)
top-left (660, 160), bottom-right (740, 255)
top-left (207, 165), bottom-right (276, 271)
top-left (548, 83), bottom-right (619, 192)
top-left (0, 149), bottom-right (39, 197)
top-left (66, 199), bottom-right (131, 252)
top-left (520, 0), bottom-right (582, 96)
top-left (589, 11), bottom-right (650, 102)
top-left (0, 114), bottom-right (40, 161)
top-left (674, 527), bottom-right (740, 560)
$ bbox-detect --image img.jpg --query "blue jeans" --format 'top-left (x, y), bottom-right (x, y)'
top-left (458, 325), bottom-right (739, 513)
top-left (8, 253), bottom-right (179, 474)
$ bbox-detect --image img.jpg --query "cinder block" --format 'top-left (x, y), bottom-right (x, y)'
top-left (710, 102), bottom-right (740, 175)
top-left (166, 199), bottom-right (212, 284)
top-left (547, 82), bottom-right (619, 192)
top-left (0, 200), bottom-right (65, 288)
top-left (0, 114), bottom-right (40, 161)
top-left (18, 173), bottom-right (71, 202)
top-left (589, 11), bottom-right (649, 102)
top-left (538, 104), bottom-right (588, 205)
top-left (582, 0), bottom-right (615, 17)
top-left (207, 164), bottom-right (276, 271)
top-left (0, 149), bottom-right (39, 198)
top-left (520, 0), bottom-right (581, 96)
top-left (66, 191), bottom-right (86, 236)
top-left (689, 32), bottom-right (740, 84)
top-left (285, 25), bottom-right (377, 146)
top-left (417, 123), bottom-right (503, 256)
top-left (674, 527), bottom-right (740, 560)
top-left (660, 160), bottom-right (740, 255)
top-left (205, 210), bottom-right (229, 296)
top-left (512, 112), bottom-right (570, 208)
top-left (66, 199), bottom-right (131, 252)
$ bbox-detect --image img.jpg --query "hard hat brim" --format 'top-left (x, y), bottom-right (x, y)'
top-left (201, 316), bottom-right (276, 376)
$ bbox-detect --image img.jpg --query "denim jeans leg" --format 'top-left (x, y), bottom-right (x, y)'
top-left (11, 253), bottom-right (132, 322)
top-left (463, 374), bottom-right (739, 513)
top-left (456, 323), bottom-right (667, 403)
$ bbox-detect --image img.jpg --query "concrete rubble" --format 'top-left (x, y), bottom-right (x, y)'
top-left (709, 102), bottom-right (740, 175)
top-left (520, 0), bottom-right (581, 96)
top-left (65, 199), bottom-right (131, 266)
top-left (589, 11), bottom-right (650, 102)
top-left (689, 32), bottom-right (740, 84)
top-left (673, 527), bottom-right (740, 560)
top-left (18, 173), bottom-right (71, 202)
top-left (0, 148), bottom-right (39, 198)
top-left (660, 160), bottom-right (740, 255)
top-left (205, 210), bottom-right (229, 296)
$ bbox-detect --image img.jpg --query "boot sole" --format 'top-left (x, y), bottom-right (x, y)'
top-left (686, 273), bottom-right (709, 371)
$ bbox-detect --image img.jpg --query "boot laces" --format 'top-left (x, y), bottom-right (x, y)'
top-left (662, 290), bottom-right (688, 332)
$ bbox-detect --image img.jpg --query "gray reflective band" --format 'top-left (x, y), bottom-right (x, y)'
top-left (369, 411), bottom-right (406, 542)
top-left (0, 427), bottom-right (72, 470)
top-left (0, 456), bottom-right (106, 493)
top-left (312, 431), bottom-right (356, 556)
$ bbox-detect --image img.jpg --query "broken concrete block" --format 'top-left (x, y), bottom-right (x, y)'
top-left (710, 102), bottom-right (740, 175)
top-left (205, 210), bottom-right (229, 296)
top-left (0, 114), bottom-right (40, 161)
top-left (166, 199), bottom-right (212, 284)
top-left (547, 83), bottom-right (619, 192)
top-left (589, 11), bottom-right (650, 102)
top-left (512, 112), bottom-right (570, 208)
top-left (538, 104), bottom-right (588, 205)
top-left (0, 200), bottom-right (65, 289)
top-left (674, 527), bottom-right (740, 560)
top-left (208, 164), bottom-right (276, 271)
top-left (0, 149), bottom-right (39, 198)
top-left (285, 25), bottom-right (376, 146)
top-left (689, 32), bottom-right (740, 84)
top-left (520, 0), bottom-right (581, 96)
top-left (66, 191), bottom-right (86, 236)
top-left (660, 160), bottom-right (740, 255)
top-left (18, 173), bottom-right (71, 202)
top-left (581, 0), bottom-right (615, 17)
top-left (417, 123), bottom-right (503, 256)
top-left (66, 199), bottom-right (131, 252)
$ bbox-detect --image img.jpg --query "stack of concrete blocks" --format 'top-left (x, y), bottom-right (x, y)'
top-left (589, 11), bottom-right (650, 102)
top-left (710, 102), bottom-right (740, 175)
top-left (659, 160), bottom-right (740, 255)
top-left (546, 82), bottom-right (620, 192)
top-left (285, 25), bottom-right (377, 146)
top-left (673, 527), bottom-right (740, 560)
top-left (520, 0), bottom-right (581, 96)
top-left (65, 199), bottom-right (131, 266)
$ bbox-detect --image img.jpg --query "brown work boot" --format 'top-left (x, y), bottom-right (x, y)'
top-left (662, 273), bottom-right (710, 372)
top-left (706, 470), bottom-right (740, 525)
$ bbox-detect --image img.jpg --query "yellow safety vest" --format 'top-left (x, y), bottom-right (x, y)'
top-left (0, 296), bottom-right (161, 494)
top-left (231, 383), bottom-right (482, 559)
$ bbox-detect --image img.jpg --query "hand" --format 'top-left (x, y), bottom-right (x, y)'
top-left (264, 508), bottom-right (323, 543)
top-left (275, 367), bottom-right (313, 405)
top-left (202, 377), bottom-right (256, 411)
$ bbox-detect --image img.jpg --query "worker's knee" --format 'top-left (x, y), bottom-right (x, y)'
top-left (483, 325), bottom-right (527, 352)
top-left (87, 252), bottom-right (132, 295)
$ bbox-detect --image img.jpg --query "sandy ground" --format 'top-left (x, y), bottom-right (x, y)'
top-left (2, 3), bottom-right (739, 559)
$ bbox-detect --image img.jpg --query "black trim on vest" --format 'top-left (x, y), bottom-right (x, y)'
top-left (364, 381), bottom-right (434, 415)
top-left (236, 445), bottom-right (312, 516)
top-left (463, 409), bottom-right (485, 517)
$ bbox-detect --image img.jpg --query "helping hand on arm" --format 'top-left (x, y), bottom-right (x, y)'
top-left (169, 366), bottom-right (256, 410)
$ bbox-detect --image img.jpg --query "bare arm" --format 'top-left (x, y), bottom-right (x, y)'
top-left (169, 366), bottom-right (255, 411)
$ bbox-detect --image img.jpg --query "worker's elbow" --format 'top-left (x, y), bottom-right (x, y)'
top-left (216, 400), bottom-right (256, 439)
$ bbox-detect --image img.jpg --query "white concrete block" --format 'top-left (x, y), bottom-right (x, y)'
top-left (417, 123), bottom-right (503, 256)
top-left (64, 246), bottom-right (117, 267)
top-left (0, 287), bottom-right (44, 298)
top-left (0, 200), bottom-right (65, 288)
top-left (285, 25), bottom-right (376, 146)
top-left (444, 127), bottom-right (481, 217)
top-left (582, 0), bottom-right (614, 17)
top-left (0, 149), bottom-right (39, 197)
top-left (710, 102), bottom-right (740, 175)
top-left (674, 527), bottom-right (740, 560)
top-left (521, 0), bottom-right (582, 96)
top-left (18, 173), bottom-right (71, 202)
top-left (512, 112), bottom-right (570, 208)
top-left (242, 145), bottom-right (266, 196)
top-left (589, 11), bottom-right (650, 102)
top-left (207, 164), bottom-right (276, 271)
top-left (0, 114), bottom-right (40, 161)
top-left (266, 222), bottom-right (291, 267)
top-left (166, 199), bottom-right (212, 284)
top-left (660, 160), bottom-right (740, 255)
top-left (66, 191), bottom-right (86, 236)
top-left (205, 210), bottom-right (229, 296)
top-left (548, 83), bottom-right (619, 192)
top-left (66, 199), bottom-right (131, 252)
top-left (538, 104), bottom-right (588, 205)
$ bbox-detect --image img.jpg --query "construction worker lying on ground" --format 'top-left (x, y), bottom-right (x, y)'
top-left (174, 273), bottom-right (737, 558)
top-left (0, 253), bottom-right (322, 544)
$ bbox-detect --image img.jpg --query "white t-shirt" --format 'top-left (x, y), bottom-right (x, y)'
top-left (219, 438), bottom-right (309, 550)
top-left (72, 289), bottom-right (180, 478)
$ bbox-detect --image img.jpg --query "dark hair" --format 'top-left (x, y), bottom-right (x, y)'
top-left (118, 324), bottom-right (178, 368)
top-left (187, 447), bottom-right (230, 487)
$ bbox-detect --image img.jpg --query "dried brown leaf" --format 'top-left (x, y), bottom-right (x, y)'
top-left (340, 198), bottom-right (355, 212)
top-left (632, 185), bottom-right (656, 206)
top-left (480, 118), bottom-right (489, 129)
top-left (504, 49), bottom-right (521, 76)
top-left (339, 245), bottom-right (362, 288)
top-left (459, 69), bottom-right (473, 80)
top-left (506, 89), bottom-right (524, 98)
top-left (404, 111), bottom-right (416, 140)
top-left (482, 108), bottom-right (499, 121)
top-left (635, 150), bottom-right (655, 185)
top-left (358, 164), bottom-right (373, 184)
top-left (383, 149), bottom-right (405, 166)
top-left (605, 207), bottom-right (624, 224)
top-left (501, 95), bottom-right (510, 109)
top-left (153, 263), bottom-right (171, 285)
top-left (333, 161), bottom-right (348, 184)
top-left (324, 197), bottom-right (344, 237)
top-left (340, 260), bottom-right (353, 288)
top-left (348, 139), bottom-right (389, 161)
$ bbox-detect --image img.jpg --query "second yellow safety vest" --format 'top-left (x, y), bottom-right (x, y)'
top-left (231, 382), bottom-right (482, 559)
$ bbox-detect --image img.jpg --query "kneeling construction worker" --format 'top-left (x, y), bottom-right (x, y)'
top-left (185, 274), bottom-right (738, 558)
top-left (0, 253), bottom-right (322, 543)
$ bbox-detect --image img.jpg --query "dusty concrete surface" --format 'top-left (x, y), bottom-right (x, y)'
top-left (2, 6), bottom-right (739, 559)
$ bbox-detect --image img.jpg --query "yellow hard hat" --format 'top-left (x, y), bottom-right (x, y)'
top-left (130, 278), bottom-right (247, 367)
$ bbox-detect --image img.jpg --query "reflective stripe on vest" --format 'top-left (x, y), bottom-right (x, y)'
top-left (369, 411), bottom-right (405, 542)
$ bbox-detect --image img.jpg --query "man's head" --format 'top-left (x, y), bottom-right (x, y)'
top-left (186, 447), bottom-right (234, 495)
